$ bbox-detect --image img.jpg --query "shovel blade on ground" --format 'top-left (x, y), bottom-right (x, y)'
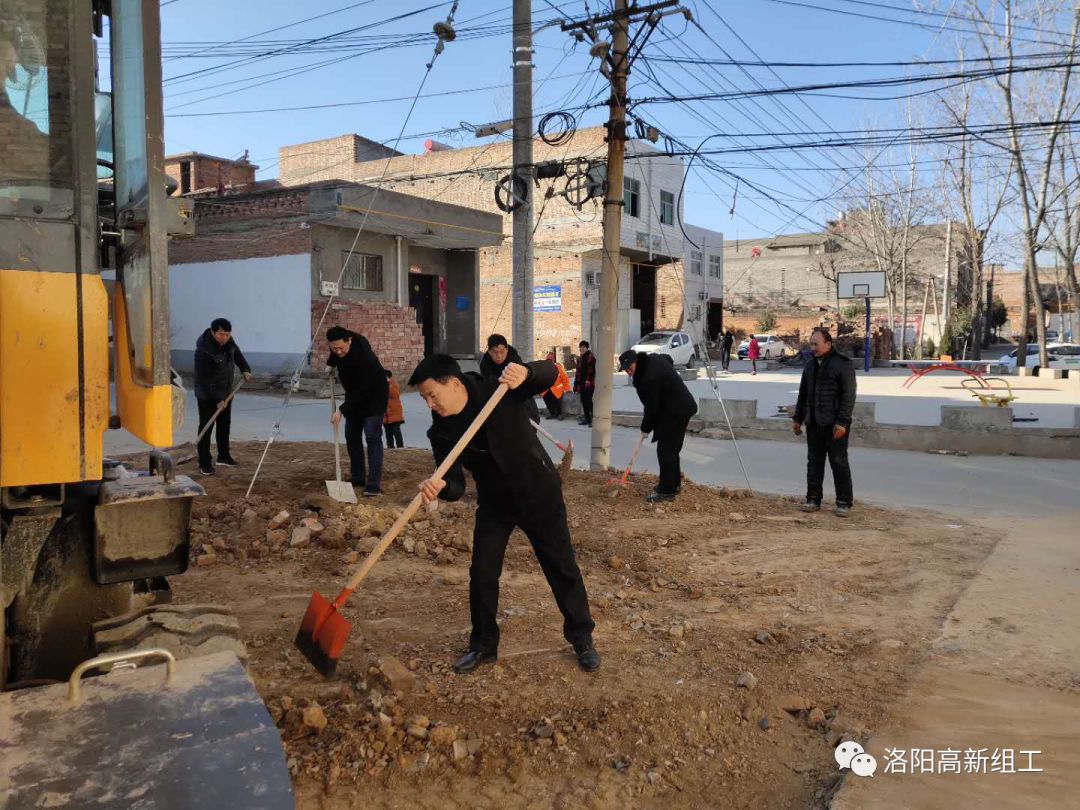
top-left (295, 590), bottom-right (353, 677)
top-left (325, 480), bottom-right (357, 504)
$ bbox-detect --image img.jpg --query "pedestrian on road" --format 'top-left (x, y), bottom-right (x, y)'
top-left (326, 326), bottom-right (388, 497)
top-left (481, 333), bottom-right (539, 422)
top-left (574, 340), bottom-right (596, 426)
top-left (384, 369), bottom-right (405, 448)
top-left (541, 351), bottom-right (572, 420)
top-left (193, 317), bottom-right (252, 476)
top-left (792, 328), bottom-right (857, 517)
top-left (618, 350), bottom-right (698, 503)
top-left (748, 335), bottom-right (761, 375)
top-left (411, 354), bottom-right (600, 674)
top-left (721, 330), bottom-right (735, 371)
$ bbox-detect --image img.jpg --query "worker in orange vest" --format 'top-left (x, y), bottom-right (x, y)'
top-left (541, 351), bottom-right (572, 420)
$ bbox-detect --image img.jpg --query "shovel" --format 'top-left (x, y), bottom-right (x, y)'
top-left (326, 375), bottom-right (358, 504)
top-left (607, 431), bottom-right (647, 492)
top-left (296, 382), bottom-right (510, 677)
top-left (174, 379), bottom-right (245, 464)
top-left (531, 419), bottom-right (573, 477)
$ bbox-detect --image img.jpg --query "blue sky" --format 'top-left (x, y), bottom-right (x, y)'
top-left (153, 0), bottom-right (1043, 245)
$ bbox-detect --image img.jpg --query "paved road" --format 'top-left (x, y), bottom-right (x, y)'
top-left (107, 389), bottom-right (1080, 518)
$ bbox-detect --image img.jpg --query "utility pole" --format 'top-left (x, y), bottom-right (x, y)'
top-left (943, 220), bottom-right (952, 327)
top-left (511, 0), bottom-right (534, 360)
top-left (590, 0), bottom-right (630, 471)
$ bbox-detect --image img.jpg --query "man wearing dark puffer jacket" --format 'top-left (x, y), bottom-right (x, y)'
top-left (479, 333), bottom-right (539, 423)
top-left (618, 350), bottom-right (698, 503)
top-left (792, 328), bottom-right (857, 516)
top-left (193, 317), bottom-right (252, 476)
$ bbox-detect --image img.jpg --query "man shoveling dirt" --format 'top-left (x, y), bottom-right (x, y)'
top-left (410, 355), bottom-right (600, 674)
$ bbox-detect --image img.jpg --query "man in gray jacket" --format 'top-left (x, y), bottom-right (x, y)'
top-left (792, 328), bottom-right (856, 516)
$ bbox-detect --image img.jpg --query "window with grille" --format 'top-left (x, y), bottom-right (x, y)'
top-left (709, 255), bottom-right (722, 279)
top-left (690, 250), bottom-right (702, 275)
top-left (659, 190), bottom-right (675, 225)
top-left (623, 177), bottom-right (640, 218)
top-left (341, 251), bottom-right (383, 291)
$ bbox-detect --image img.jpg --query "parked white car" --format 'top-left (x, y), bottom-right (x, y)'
top-left (997, 342), bottom-right (1080, 371)
top-left (627, 331), bottom-right (699, 367)
top-left (737, 334), bottom-right (791, 360)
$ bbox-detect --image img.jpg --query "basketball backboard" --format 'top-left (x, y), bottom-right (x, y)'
top-left (837, 271), bottom-right (886, 299)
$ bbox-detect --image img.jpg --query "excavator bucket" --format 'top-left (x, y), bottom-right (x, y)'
top-left (0, 650), bottom-right (293, 809)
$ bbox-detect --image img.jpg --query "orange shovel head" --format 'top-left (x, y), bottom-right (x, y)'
top-left (295, 590), bottom-right (352, 677)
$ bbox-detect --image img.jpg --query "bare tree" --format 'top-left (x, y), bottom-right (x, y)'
top-left (967, 0), bottom-right (1080, 367)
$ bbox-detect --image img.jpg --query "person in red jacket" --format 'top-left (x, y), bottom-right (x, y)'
top-left (573, 340), bottom-right (596, 426)
top-left (747, 336), bottom-right (761, 375)
top-left (384, 370), bottom-right (405, 448)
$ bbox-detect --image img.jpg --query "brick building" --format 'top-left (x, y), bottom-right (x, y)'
top-left (278, 127), bottom-right (722, 361)
top-left (164, 151), bottom-right (258, 196)
top-left (167, 181), bottom-right (502, 378)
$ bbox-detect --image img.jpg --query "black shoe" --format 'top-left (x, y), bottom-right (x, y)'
top-left (576, 646), bottom-right (601, 672)
top-left (363, 486), bottom-right (381, 498)
top-left (834, 504), bottom-right (851, 518)
top-left (452, 649), bottom-right (497, 674)
top-left (199, 462), bottom-right (215, 476)
top-left (216, 455), bottom-right (238, 467)
top-left (577, 417), bottom-right (588, 425)
top-left (646, 491), bottom-right (676, 503)
top-left (800, 500), bottom-right (821, 513)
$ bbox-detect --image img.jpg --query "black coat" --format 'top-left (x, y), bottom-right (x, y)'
top-left (193, 328), bottom-right (250, 403)
top-left (327, 332), bottom-right (389, 420)
top-left (574, 350), bottom-right (596, 392)
top-left (722, 332), bottom-right (734, 350)
top-left (428, 361), bottom-right (562, 514)
top-left (480, 344), bottom-right (539, 422)
top-left (794, 349), bottom-right (857, 428)
top-left (631, 352), bottom-right (698, 441)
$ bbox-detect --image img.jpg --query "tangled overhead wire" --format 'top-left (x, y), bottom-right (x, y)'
top-left (538, 110), bottom-right (577, 146)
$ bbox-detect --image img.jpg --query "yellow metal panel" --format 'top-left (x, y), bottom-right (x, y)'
top-left (113, 285), bottom-right (173, 448)
top-left (0, 270), bottom-right (109, 487)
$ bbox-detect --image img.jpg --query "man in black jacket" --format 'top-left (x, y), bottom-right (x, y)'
top-left (327, 326), bottom-right (389, 497)
top-left (792, 328), bottom-right (857, 516)
top-left (411, 354), bottom-right (599, 674)
top-left (618, 350), bottom-right (699, 503)
top-left (193, 318), bottom-right (252, 475)
top-left (721, 330), bottom-right (735, 371)
top-left (480, 334), bottom-right (539, 423)
top-left (574, 340), bottom-right (596, 426)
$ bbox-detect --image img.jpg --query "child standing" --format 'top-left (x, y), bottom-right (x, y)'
top-left (748, 336), bottom-right (761, 376)
top-left (384, 369), bottom-right (405, 448)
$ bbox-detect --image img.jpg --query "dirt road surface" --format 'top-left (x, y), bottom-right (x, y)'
top-left (143, 440), bottom-right (1006, 809)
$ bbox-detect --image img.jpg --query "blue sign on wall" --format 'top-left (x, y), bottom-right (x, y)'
top-left (533, 284), bottom-right (562, 312)
top-left (455, 295), bottom-right (470, 312)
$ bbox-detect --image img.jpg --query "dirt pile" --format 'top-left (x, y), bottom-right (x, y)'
top-left (149, 442), bottom-right (1000, 809)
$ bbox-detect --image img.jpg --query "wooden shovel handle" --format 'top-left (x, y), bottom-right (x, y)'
top-left (193, 379), bottom-right (245, 446)
top-left (329, 374), bottom-right (343, 483)
top-left (618, 432), bottom-right (647, 484)
top-left (335, 382), bottom-right (510, 605)
top-left (530, 418), bottom-right (569, 453)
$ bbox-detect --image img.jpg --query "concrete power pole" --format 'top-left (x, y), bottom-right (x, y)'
top-left (590, 0), bottom-right (631, 471)
top-left (511, 0), bottom-right (534, 360)
top-left (943, 220), bottom-right (952, 327)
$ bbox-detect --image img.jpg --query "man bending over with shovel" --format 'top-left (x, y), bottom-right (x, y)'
top-left (410, 354), bottom-right (600, 674)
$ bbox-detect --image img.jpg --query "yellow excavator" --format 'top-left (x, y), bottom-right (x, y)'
top-left (1, 2), bottom-right (291, 805)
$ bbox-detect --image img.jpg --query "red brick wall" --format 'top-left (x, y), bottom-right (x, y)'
top-left (311, 300), bottom-right (424, 381)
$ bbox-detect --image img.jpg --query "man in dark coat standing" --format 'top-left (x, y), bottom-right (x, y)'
top-left (792, 328), bottom-right (857, 516)
top-left (411, 354), bottom-right (599, 674)
top-left (480, 334), bottom-right (538, 423)
top-left (618, 350), bottom-right (698, 503)
top-left (573, 340), bottom-right (596, 426)
top-left (721, 330), bottom-right (735, 371)
top-left (326, 326), bottom-right (389, 497)
top-left (193, 318), bottom-right (252, 476)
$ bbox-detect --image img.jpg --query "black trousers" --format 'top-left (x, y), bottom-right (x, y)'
top-left (197, 398), bottom-right (232, 464)
top-left (656, 416), bottom-right (691, 494)
top-left (721, 350), bottom-right (731, 370)
top-left (578, 388), bottom-right (593, 423)
top-left (344, 413), bottom-right (384, 488)
top-left (542, 392), bottom-right (562, 418)
top-left (805, 422), bottom-right (853, 507)
top-left (384, 422), bottom-right (404, 448)
top-left (469, 503), bottom-right (595, 654)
